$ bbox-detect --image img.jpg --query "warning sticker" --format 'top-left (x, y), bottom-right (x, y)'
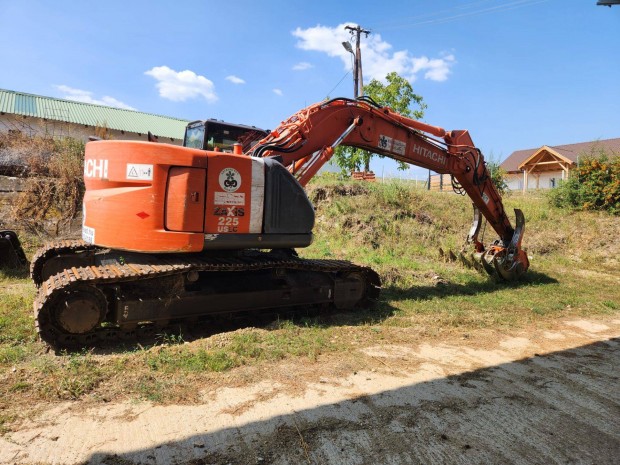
top-left (392, 139), bottom-right (406, 156)
top-left (378, 135), bottom-right (406, 155)
top-left (378, 135), bottom-right (392, 151)
top-left (214, 192), bottom-right (245, 206)
top-left (126, 163), bottom-right (154, 181)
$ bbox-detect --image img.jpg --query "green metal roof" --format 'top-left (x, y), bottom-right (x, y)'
top-left (0, 89), bottom-right (189, 140)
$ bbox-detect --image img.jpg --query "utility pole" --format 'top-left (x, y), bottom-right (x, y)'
top-left (343, 25), bottom-right (370, 98)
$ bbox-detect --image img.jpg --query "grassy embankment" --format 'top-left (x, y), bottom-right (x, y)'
top-left (1, 179), bottom-right (618, 431)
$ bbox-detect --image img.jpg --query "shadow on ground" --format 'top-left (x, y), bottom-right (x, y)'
top-left (79, 337), bottom-right (619, 465)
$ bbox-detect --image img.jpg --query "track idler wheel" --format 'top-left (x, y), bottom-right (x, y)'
top-left (36, 284), bottom-right (107, 347)
top-left (334, 269), bottom-right (381, 310)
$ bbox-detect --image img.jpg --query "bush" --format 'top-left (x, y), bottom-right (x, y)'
top-left (7, 134), bottom-right (85, 235)
top-left (0, 132), bottom-right (55, 176)
top-left (548, 152), bottom-right (620, 215)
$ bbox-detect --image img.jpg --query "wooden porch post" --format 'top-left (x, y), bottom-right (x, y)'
top-left (561, 162), bottom-right (570, 180)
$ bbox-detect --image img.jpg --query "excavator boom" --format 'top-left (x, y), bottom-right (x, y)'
top-left (251, 97), bottom-right (529, 280)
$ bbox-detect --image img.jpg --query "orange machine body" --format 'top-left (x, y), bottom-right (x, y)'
top-left (83, 141), bottom-right (265, 253)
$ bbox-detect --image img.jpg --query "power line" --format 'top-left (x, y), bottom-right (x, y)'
top-left (325, 70), bottom-right (351, 98)
top-left (373, 0), bottom-right (545, 29)
top-left (370, 0), bottom-right (497, 28)
top-left (371, 0), bottom-right (550, 31)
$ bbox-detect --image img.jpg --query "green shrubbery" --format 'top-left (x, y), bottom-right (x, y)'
top-left (486, 160), bottom-right (509, 196)
top-left (548, 152), bottom-right (620, 215)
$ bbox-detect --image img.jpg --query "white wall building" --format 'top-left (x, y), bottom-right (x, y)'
top-left (501, 138), bottom-right (620, 192)
top-left (0, 88), bottom-right (188, 145)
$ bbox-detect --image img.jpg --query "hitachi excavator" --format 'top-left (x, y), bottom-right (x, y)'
top-left (30, 97), bottom-right (529, 348)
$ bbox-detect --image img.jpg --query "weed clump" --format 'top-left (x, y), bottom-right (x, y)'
top-left (1, 133), bottom-right (85, 236)
top-left (0, 132), bottom-right (53, 177)
top-left (307, 182), bottom-right (370, 204)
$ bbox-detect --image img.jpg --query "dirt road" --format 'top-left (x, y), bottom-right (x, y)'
top-left (1, 317), bottom-right (619, 465)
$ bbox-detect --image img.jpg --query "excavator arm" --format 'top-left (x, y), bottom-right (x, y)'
top-left (250, 97), bottom-right (529, 280)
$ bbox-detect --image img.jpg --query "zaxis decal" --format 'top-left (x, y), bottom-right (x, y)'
top-left (213, 206), bottom-right (245, 217)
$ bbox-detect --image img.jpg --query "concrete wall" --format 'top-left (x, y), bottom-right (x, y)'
top-left (0, 114), bottom-right (183, 145)
top-left (0, 175), bottom-right (24, 228)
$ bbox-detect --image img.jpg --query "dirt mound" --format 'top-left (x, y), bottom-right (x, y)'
top-left (307, 182), bottom-right (371, 203)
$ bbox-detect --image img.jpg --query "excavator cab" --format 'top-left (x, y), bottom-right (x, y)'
top-left (183, 120), bottom-right (268, 153)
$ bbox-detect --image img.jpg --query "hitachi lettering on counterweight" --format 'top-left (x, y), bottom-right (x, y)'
top-left (84, 159), bottom-right (109, 179)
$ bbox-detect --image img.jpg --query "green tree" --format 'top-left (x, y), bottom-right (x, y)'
top-left (333, 72), bottom-right (426, 173)
top-left (485, 159), bottom-right (509, 196)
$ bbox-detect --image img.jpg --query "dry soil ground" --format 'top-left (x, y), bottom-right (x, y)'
top-left (1, 316), bottom-right (619, 465)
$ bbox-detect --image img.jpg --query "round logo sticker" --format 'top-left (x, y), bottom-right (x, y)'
top-left (219, 168), bottom-right (241, 192)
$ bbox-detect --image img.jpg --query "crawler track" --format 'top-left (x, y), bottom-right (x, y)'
top-left (30, 239), bottom-right (97, 287)
top-left (32, 243), bottom-right (381, 349)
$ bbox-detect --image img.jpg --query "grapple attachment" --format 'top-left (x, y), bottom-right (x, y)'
top-left (462, 208), bottom-right (529, 281)
top-left (0, 230), bottom-right (28, 269)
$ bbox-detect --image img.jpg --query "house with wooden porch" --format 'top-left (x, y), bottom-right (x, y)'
top-left (501, 138), bottom-right (620, 192)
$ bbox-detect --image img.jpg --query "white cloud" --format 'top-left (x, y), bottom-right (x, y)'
top-left (226, 75), bottom-right (246, 84)
top-left (273, 88), bottom-right (283, 96)
top-left (292, 23), bottom-right (456, 83)
top-left (412, 54), bottom-right (455, 82)
top-left (55, 85), bottom-right (136, 110)
top-left (292, 62), bottom-right (313, 71)
top-left (144, 66), bottom-right (217, 103)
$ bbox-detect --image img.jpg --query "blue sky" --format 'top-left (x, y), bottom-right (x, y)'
top-left (1, 0), bottom-right (618, 178)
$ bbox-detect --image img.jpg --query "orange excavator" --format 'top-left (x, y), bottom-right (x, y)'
top-left (31, 97), bottom-right (529, 348)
